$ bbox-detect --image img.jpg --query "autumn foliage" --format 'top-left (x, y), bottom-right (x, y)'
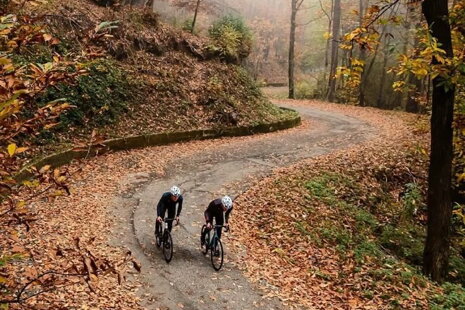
top-left (331, 0), bottom-right (465, 260)
top-left (0, 1), bottom-right (144, 306)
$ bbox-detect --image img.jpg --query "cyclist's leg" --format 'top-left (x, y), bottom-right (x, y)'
top-left (157, 207), bottom-right (168, 236)
top-left (201, 227), bottom-right (206, 244)
top-left (155, 219), bottom-right (162, 236)
top-left (167, 206), bottom-right (176, 232)
top-left (201, 224), bottom-right (212, 245)
top-left (212, 215), bottom-right (223, 256)
top-left (201, 211), bottom-right (212, 244)
top-left (215, 215), bottom-right (224, 240)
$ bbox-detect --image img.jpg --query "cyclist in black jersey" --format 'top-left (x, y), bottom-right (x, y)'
top-left (201, 196), bottom-right (233, 248)
top-left (155, 186), bottom-right (183, 237)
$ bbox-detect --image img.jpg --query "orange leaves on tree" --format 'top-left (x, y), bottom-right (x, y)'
top-left (0, 13), bottom-right (83, 194)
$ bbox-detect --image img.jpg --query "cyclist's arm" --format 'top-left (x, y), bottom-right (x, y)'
top-left (204, 200), bottom-right (215, 223)
top-left (176, 196), bottom-right (183, 217)
top-left (204, 210), bottom-right (212, 223)
top-left (156, 196), bottom-right (166, 218)
top-left (225, 206), bottom-right (233, 223)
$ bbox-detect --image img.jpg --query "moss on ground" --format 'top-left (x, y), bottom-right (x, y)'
top-left (302, 170), bottom-right (465, 309)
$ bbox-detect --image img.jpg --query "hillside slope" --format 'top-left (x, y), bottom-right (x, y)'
top-left (25, 0), bottom-right (294, 149)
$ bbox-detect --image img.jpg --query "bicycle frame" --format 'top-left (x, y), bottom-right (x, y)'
top-left (163, 218), bottom-right (176, 229)
top-left (158, 218), bottom-right (176, 233)
top-left (156, 218), bottom-right (177, 263)
top-left (201, 224), bottom-right (227, 271)
top-left (205, 225), bottom-right (226, 249)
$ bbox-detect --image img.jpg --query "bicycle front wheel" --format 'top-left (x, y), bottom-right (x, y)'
top-left (155, 226), bottom-right (162, 248)
top-left (163, 231), bottom-right (173, 263)
top-left (210, 238), bottom-right (224, 271)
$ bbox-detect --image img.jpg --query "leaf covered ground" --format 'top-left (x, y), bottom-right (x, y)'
top-left (1, 119), bottom-right (311, 309)
top-left (3, 98), bottom-right (464, 309)
top-left (230, 100), bottom-right (465, 309)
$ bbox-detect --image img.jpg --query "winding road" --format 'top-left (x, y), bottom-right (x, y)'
top-left (111, 102), bottom-right (377, 310)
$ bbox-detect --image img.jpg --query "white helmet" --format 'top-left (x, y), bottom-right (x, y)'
top-left (170, 186), bottom-right (181, 197)
top-left (221, 196), bottom-right (233, 210)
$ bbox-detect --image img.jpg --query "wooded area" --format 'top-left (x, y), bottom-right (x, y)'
top-left (1, 0), bottom-right (465, 308)
top-left (153, 0), bottom-right (465, 283)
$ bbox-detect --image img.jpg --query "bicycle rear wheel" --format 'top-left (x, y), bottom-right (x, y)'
top-left (200, 225), bottom-right (210, 255)
top-left (210, 238), bottom-right (224, 271)
top-left (162, 231), bottom-right (173, 263)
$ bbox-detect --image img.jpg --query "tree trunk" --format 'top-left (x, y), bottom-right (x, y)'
top-left (422, 0), bottom-right (455, 283)
top-left (359, 5), bottom-right (397, 107)
top-left (288, 0), bottom-right (298, 99)
top-left (358, 0), bottom-right (367, 106)
top-left (191, 0), bottom-right (201, 34)
top-left (321, 0), bottom-right (333, 97)
top-left (406, 6), bottom-right (423, 113)
top-left (406, 75), bottom-right (422, 113)
top-left (376, 34), bottom-right (392, 109)
top-left (326, 0), bottom-right (341, 102)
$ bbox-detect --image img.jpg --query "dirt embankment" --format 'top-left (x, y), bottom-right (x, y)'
top-left (27, 0), bottom-right (293, 151)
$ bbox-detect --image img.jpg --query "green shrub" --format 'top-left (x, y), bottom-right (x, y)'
top-left (182, 18), bottom-right (194, 33)
top-left (355, 209), bottom-right (379, 230)
top-left (379, 224), bottom-right (425, 265)
top-left (37, 59), bottom-right (131, 129)
top-left (295, 80), bottom-right (315, 99)
top-left (208, 15), bottom-right (252, 62)
top-left (400, 182), bottom-right (424, 221)
top-left (233, 66), bottom-right (262, 97)
top-left (305, 177), bottom-right (336, 203)
top-left (449, 253), bottom-right (465, 283)
top-left (354, 240), bottom-right (381, 263)
top-left (12, 44), bottom-right (53, 65)
top-left (305, 172), bottom-right (357, 205)
top-left (318, 225), bottom-right (352, 250)
top-left (430, 282), bottom-right (465, 309)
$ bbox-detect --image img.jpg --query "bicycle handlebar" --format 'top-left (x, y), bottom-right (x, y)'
top-left (161, 218), bottom-right (179, 226)
top-left (206, 224), bottom-right (229, 231)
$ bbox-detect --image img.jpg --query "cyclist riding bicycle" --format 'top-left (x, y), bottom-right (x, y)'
top-left (201, 196), bottom-right (233, 254)
top-left (156, 186), bottom-right (183, 237)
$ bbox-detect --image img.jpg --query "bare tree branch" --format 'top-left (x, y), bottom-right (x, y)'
top-left (297, 15), bottom-right (324, 27)
top-left (0, 271), bottom-right (85, 304)
top-left (318, 0), bottom-right (330, 21)
top-left (364, 0), bottom-right (401, 29)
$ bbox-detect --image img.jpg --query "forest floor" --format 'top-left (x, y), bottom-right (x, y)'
top-left (5, 99), bottom-right (464, 309)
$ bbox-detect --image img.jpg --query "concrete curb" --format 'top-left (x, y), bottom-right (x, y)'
top-left (16, 108), bottom-right (300, 181)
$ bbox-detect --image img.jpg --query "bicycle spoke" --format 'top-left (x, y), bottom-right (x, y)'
top-left (211, 238), bottom-right (224, 271)
top-left (163, 231), bottom-right (173, 263)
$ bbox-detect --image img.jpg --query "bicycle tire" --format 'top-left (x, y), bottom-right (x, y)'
top-left (155, 225), bottom-right (162, 248)
top-left (201, 225), bottom-right (210, 255)
top-left (210, 238), bottom-right (224, 271)
top-left (162, 230), bottom-right (173, 263)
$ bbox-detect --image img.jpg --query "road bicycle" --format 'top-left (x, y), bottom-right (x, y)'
top-left (200, 224), bottom-right (228, 271)
top-left (155, 218), bottom-right (177, 263)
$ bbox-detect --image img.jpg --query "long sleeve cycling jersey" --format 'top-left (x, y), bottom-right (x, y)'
top-left (156, 192), bottom-right (183, 218)
top-left (204, 198), bottom-right (233, 224)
